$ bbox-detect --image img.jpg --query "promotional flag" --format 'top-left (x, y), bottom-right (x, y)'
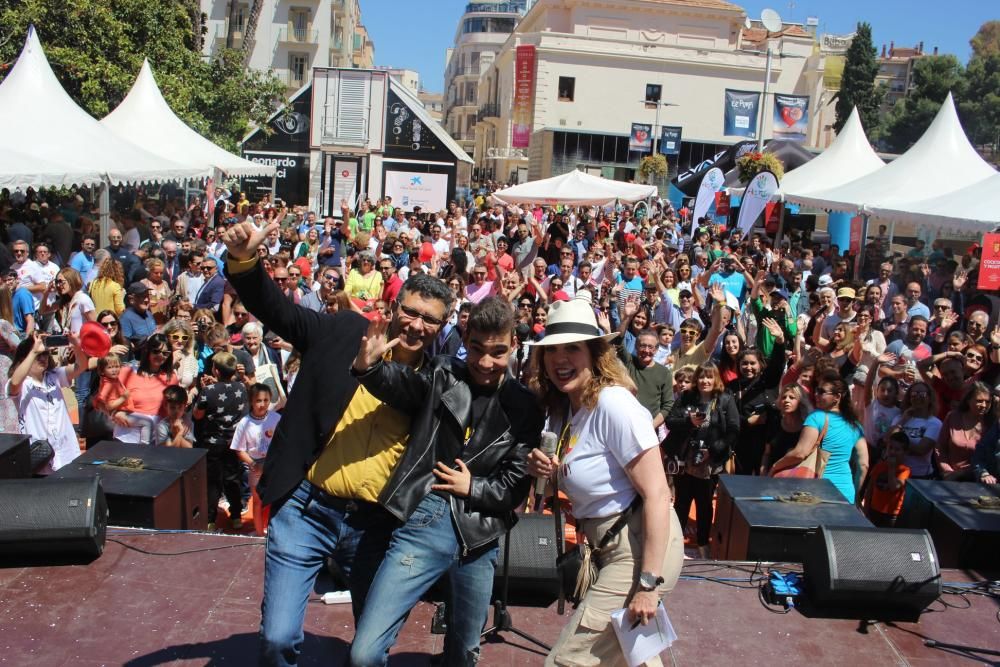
top-left (736, 171), bottom-right (779, 235)
top-left (977, 233), bottom-right (1000, 291)
top-left (724, 90), bottom-right (760, 139)
top-left (715, 191), bottom-right (730, 217)
top-left (773, 94), bottom-right (810, 142)
top-left (691, 167), bottom-right (724, 236)
top-left (659, 126), bottom-right (682, 155)
top-left (629, 123), bottom-right (653, 152)
top-left (849, 216), bottom-right (863, 255)
top-left (512, 46), bottom-right (537, 148)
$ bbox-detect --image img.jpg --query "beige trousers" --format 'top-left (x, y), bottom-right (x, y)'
top-left (546, 505), bottom-right (684, 667)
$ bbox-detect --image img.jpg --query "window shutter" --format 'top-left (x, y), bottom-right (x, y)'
top-left (336, 73), bottom-right (369, 145)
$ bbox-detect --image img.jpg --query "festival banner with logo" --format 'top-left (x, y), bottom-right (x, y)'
top-left (659, 126), bottom-right (682, 155)
top-left (736, 170), bottom-right (779, 235)
top-left (724, 89), bottom-right (760, 139)
top-left (691, 167), bottom-right (725, 236)
top-left (773, 94), bottom-right (810, 142)
top-left (384, 171), bottom-right (449, 213)
top-left (512, 46), bottom-right (537, 148)
top-left (629, 123), bottom-right (653, 152)
top-left (978, 233), bottom-right (1000, 291)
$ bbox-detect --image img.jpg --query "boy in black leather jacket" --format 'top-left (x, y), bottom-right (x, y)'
top-left (349, 296), bottom-right (543, 667)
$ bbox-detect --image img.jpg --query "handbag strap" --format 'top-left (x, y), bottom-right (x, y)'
top-left (816, 414), bottom-right (830, 452)
top-left (596, 495), bottom-right (642, 550)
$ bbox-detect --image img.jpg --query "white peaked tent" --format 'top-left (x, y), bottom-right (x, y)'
top-left (493, 169), bottom-right (657, 206)
top-left (779, 108), bottom-right (884, 200)
top-left (867, 172), bottom-right (1000, 233)
top-left (786, 94), bottom-right (996, 214)
top-left (0, 148), bottom-right (101, 191)
top-left (102, 60), bottom-right (276, 178)
top-left (0, 27), bottom-right (206, 187)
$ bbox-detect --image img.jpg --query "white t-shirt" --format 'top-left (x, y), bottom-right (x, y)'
top-left (67, 292), bottom-right (96, 335)
top-left (863, 400), bottom-right (900, 449)
top-left (892, 414), bottom-right (942, 477)
top-left (230, 411), bottom-right (281, 460)
top-left (553, 386), bottom-right (658, 519)
top-left (20, 260), bottom-right (60, 309)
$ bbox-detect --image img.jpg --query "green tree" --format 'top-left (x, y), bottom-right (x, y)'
top-left (970, 20), bottom-right (1000, 58)
top-left (883, 55), bottom-right (965, 153)
top-left (834, 22), bottom-right (884, 138)
top-left (959, 54), bottom-right (1000, 151)
top-left (0, 0), bottom-right (284, 152)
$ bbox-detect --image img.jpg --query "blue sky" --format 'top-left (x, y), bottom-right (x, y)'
top-left (361, 0), bottom-right (995, 94)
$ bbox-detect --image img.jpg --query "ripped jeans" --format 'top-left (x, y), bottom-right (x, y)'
top-left (349, 493), bottom-right (499, 667)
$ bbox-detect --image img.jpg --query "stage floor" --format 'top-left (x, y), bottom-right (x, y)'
top-left (1, 530), bottom-right (998, 666)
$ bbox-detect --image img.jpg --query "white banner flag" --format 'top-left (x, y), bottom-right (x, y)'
top-left (691, 168), bottom-right (725, 237)
top-left (736, 171), bottom-right (779, 235)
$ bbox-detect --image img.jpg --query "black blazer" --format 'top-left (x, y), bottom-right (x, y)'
top-left (226, 259), bottom-right (368, 506)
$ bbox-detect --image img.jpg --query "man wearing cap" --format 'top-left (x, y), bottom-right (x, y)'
top-left (120, 283), bottom-right (156, 348)
top-left (220, 219), bottom-right (455, 665)
top-left (748, 280), bottom-right (797, 357)
top-left (820, 287), bottom-right (859, 342)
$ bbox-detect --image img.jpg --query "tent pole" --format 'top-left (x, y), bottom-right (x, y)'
top-left (271, 172), bottom-right (277, 205)
top-left (857, 214), bottom-right (870, 280)
top-left (888, 221), bottom-right (896, 258)
top-left (99, 182), bottom-right (111, 247)
top-left (774, 200), bottom-right (786, 247)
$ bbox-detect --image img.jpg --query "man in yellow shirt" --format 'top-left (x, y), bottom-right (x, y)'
top-left (221, 221), bottom-right (453, 667)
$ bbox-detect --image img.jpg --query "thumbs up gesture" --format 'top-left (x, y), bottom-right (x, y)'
top-left (221, 221), bottom-right (278, 261)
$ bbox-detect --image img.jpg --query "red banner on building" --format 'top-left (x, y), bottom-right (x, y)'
top-left (977, 233), bottom-right (1000, 291)
top-left (511, 45), bottom-right (536, 148)
top-left (849, 216), bottom-right (863, 255)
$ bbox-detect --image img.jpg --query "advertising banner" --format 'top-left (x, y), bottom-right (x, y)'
top-left (659, 126), bottom-right (682, 155)
top-left (629, 123), bottom-right (653, 152)
top-left (977, 233), bottom-right (1000, 291)
top-left (724, 89), bottom-right (760, 139)
top-left (691, 167), bottom-right (724, 235)
top-left (736, 170), bottom-right (779, 235)
top-left (714, 191), bottom-right (730, 217)
top-left (511, 45), bottom-right (537, 149)
top-left (773, 94), bottom-right (810, 142)
top-left (849, 215), bottom-right (863, 255)
top-left (384, 171), bottom-right (449, 213)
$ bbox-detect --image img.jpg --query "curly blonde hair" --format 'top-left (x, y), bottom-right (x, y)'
top-left (527, 338), bottom-right (636, 412)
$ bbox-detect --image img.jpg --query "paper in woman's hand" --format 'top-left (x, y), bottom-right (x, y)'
top-left (610, 602), bottom-right (676, 667)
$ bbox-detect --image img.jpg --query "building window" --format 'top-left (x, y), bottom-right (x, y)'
top-left (645, 84), bottom-right (662, 104)
top-left (558, 77), bottom-right (575, 102)
top-left (289, 53), bottom-right (309, 86)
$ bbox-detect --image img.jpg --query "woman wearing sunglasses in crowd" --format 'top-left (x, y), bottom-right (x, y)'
top-left (162, 319), bottom-right (199, 390)
top-left (108, 334), bottom-right (179, 444)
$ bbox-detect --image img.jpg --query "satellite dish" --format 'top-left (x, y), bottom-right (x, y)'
top-left (761, 8), bottom-right (783, 34)
top-left (744, 16), bottom-right (752, 30)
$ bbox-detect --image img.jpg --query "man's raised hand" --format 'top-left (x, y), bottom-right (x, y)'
top-left (352, 314), bottom-right (397, 373)
top-left (221, 220), bottom-right (279, 261)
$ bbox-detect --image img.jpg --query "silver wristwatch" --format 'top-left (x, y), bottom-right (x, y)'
top-left (638, 571), bottom-right (664, 592)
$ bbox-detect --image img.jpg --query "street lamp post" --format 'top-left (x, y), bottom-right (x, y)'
top-left (639, 99), bottom-right (680, 155)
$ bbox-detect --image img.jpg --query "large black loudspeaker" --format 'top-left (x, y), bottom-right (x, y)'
top-left (49, 441), bottom-right (207, 530)
top-left (803, 526), bottom-right (941, 617)
top-left (495, 513), bottom-right (560, 597)
top-left (0, 434), bottom-right (31, 479)
top-left (901, 479), bottom-right (1000, 569)
top-left (712, 475), bottom-right (872, 562)
top-left (0, 476), bottom-right (108, 561)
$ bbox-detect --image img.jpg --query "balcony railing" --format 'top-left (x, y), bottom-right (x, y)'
top-left (477, 103), bottom-right (499, 121)
top-left (214, 23), bottom-right (245, 43)
top-left (448, 65), bottom-right (483, 78)
top-left (465, 2), bottom-right (526, 15)
top-left (277, 26), bottom-right (320, 44)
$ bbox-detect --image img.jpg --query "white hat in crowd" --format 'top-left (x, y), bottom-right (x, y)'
top-left (532, 292), bottom-right (618, 346)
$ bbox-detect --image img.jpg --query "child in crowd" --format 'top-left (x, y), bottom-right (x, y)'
top-left (863, 430), bottom-right (911, 527)
top-left (672, 365), bottom-right (694, 397)
top-left (94, 353), bottom-right (131, 415)
top-left (230, 383), bottom-right (280, 535)
top-left (194, 352), bottom-right (248, 531)
top-left (156, 385), bottom-right (194, 448)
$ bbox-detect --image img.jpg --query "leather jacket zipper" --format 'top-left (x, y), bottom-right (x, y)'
top-left (452, 429), bottom-right (510, 557)
top-left (382, 422), bottom-right (440, 509)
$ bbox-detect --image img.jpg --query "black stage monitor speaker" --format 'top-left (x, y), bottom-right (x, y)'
top-left (803, 525), bottom-right (941, 617)
top-left (495, 513), bottom-right (560, 598)
top-left (900, 479), bottom-right (1000, 569)
top-left (0, 476), bottom-right (108, 562)
top-left (0, 433), bottom-right (31, 479)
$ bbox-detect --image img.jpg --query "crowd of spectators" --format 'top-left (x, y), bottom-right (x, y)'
top-left (0, 185), bottom-right (997, 540)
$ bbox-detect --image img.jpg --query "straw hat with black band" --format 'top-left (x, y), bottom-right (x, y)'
top-left (532, 291), bottom-right (618, 346)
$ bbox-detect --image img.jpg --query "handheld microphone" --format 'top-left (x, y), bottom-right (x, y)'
top-left (535, 430), bottom-right (559, 496)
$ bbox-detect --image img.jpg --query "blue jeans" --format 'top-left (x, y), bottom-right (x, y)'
top-left (259, 480), bottom-right (397, 666)
top-left (349, 493), bottom-right (499, 667)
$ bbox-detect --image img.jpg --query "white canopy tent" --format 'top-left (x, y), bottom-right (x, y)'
top-left (492, 169), bottom-right (657, 206)
top-left (102, 60), bottom-right (276, 179)
top-left (0, 28), bottom-right (207, 242)
top-left (866, 172), bottom-right (1000, 233)
top-left (786, 94), bottom-right (996, 215)
top-left (0, 148), bottom-right (102, 191)
top-left (778, 107), bottom-right (885, 201)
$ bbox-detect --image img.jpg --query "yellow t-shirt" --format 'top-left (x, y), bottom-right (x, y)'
top-left (306, 384), bottom-right (409, 502)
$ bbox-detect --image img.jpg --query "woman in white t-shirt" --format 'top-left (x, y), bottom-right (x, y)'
top-left (526, 293), bottom-right (684, 667)
top-left (39, 267), bottom-right (96, 335)
top-left (891, 381), bottom-right (942, 479)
